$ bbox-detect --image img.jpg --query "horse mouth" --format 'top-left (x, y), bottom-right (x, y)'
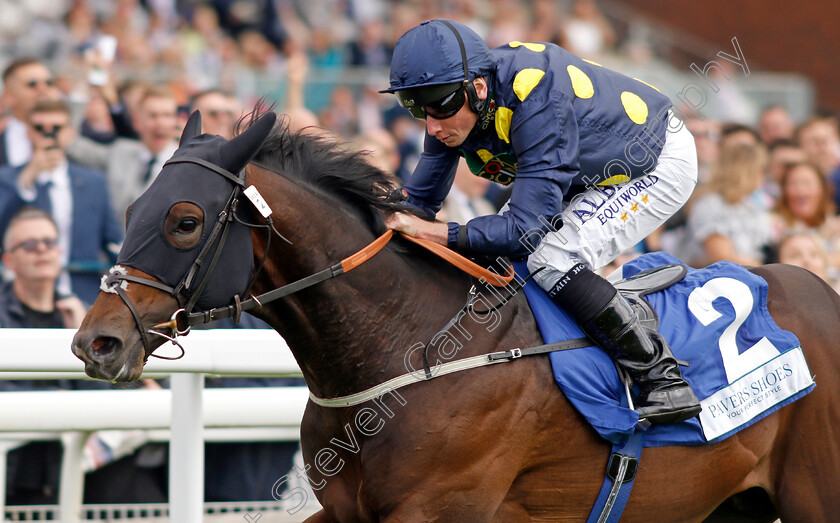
top-left (72, 332), bottom-right (144, 382)
top-left (82, 360), bottom-right (142, 382)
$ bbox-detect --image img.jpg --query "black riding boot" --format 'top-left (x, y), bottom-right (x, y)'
top-left (548, 264), bottom-right (701, 424)
top-left (580, 292), bottom-right (701, 424)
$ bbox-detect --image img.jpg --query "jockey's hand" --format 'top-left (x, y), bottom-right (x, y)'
top-left (385, 212), bottom-right (449, 246)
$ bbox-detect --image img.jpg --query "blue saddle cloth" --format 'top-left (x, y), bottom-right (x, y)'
top-left (515, 252), bottom-right (815, 447)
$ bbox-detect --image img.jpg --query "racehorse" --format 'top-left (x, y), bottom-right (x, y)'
top-left (73, 110), bottom-right (840, 521)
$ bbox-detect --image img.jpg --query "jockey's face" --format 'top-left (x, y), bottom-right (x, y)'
top-left (425, 78), bottom-right (487, 148)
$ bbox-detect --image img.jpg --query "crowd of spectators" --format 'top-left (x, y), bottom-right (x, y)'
top-left (654, 108), bottom-right (840, 291)
top-left (1, 0), bottom-right (840, 507)
top-left (0, 208), bottom-right (167, 505)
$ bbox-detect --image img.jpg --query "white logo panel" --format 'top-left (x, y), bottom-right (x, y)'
top-left (699, 347), bottom-right (813, 441)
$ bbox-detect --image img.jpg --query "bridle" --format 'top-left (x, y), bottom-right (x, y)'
top-left (101, 158), bottom-right (516, 362)
top-left (101, 157), bottom-right (280, 360)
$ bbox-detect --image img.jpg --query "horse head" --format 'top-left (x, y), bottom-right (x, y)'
top-left (72, 110), bottom-right (276, 381)
top-left (72, 107), bottom-right (427, 388)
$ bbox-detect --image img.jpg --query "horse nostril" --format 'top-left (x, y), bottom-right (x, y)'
top-left (91, 336), bottom-right (121, 359)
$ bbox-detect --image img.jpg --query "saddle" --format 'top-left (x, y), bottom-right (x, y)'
top-left (524, 251), bottom-right (812, 446)
top-left (611, 263), bottom-right (688, 332)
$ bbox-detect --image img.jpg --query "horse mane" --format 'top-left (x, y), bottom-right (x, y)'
top-left (239, 109), bottom-right (416, 233)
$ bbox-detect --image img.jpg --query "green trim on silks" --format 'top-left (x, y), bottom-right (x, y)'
top-left (460, 149), bottom-right (518, 186)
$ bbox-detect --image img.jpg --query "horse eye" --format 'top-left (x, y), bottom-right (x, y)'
top-left (178, 218), bottom-right (198, 233)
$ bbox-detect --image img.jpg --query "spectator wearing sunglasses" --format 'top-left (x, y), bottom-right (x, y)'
top-left (381, 20), bottom-right (701, 424)
top-left (190, 89), bottom-right (239, 140)
top-left (0, 208), bottom-right (169, 505)
top-left (0, 207), bottom-right (87, 328)
top-left (0, 207), bottom-right (106, 505)
top-left (0, 58), bottom-right (61, 168)
top-left (0, 99), bottom-right (122, 304)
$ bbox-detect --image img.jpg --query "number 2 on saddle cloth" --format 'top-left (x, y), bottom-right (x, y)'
top-left (520, 251), bottom-right (814, 447)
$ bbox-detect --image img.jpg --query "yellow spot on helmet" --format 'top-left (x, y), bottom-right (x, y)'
top-left (620, 92), bottom-right (648, 125)
top-left (508, 41), bottom-right (546, 52)
top-left (583, 59), bottom-right (602, 67)
top-left (598, 175), bottom-right (630, 186)
top-left (634, 78), bottom-right (661, 93)
top-left (495, 107), bottom-right (513, 143)
top-left (566, 65), bottom-right (594, 99)
top-left (513, 68), bottom-right (546, 102)
top-left (477, 149), bottom-right (494, 163)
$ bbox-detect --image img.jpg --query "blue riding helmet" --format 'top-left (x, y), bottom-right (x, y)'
top-left (380, 19), bottom-right (494, 119)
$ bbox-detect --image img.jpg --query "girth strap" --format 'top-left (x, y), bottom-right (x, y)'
top-left (587, 430), bottom-right (644, 523)
top-left (309, 336), bottom-right (592, 408)
top-left (308, 264), bottom-right (690, 408)
top-left (487, 337), bottom-right (592, 361)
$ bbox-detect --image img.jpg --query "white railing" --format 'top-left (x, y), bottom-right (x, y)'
top-left (0, 329), bottom-right (309, 523)
top-left (0, 328), bottom-right (301, 375)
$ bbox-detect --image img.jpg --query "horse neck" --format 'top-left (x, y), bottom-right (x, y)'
top-left (248, 170), bottom-right (472, 398)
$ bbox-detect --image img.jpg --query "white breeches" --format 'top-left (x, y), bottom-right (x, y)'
top-left (526, 118), bottom-right (698, 292)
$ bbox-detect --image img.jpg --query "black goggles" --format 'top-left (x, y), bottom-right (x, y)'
top-left (396, 82), bottom-right (466, 120)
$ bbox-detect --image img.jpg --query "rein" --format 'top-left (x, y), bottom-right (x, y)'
top-left (102, 153), bottom-right (581, 405)
top-left (153, 229), bottom-right (516, 333)
top-left (102, 154), bottom-right (517, 364)
top-left (100, 150), bottom-right (514, 360)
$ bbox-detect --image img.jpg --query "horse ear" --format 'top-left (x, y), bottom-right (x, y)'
top-left (180, 111), bottom-right (203, 146)
top-left (219, 112), bottom-right (277, 174)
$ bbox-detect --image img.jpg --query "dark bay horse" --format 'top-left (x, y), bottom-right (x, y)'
top-left (73, 111), bottom-right (840, 521)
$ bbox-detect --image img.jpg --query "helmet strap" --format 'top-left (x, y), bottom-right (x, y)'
top-left (438, 19), bottom-right (484, 114)
top-left (476, 89), bottom-right (496, 131)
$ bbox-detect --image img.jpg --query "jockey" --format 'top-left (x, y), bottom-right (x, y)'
top-left (381, 19), bottom-right (702, 424)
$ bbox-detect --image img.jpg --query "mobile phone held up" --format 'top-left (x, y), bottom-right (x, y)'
top-left (87, 35), bottom-right (117, 86)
